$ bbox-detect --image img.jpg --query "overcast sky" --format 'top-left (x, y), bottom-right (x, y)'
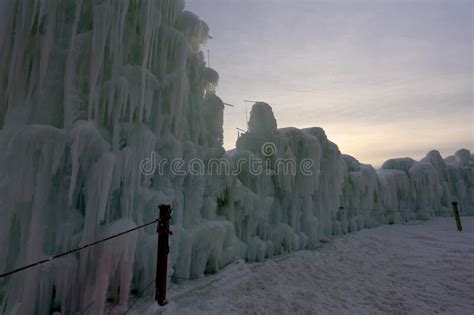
top-left (186, 0), bottom-right (473, 166)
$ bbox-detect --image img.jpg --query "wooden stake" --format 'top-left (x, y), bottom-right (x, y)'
top-left (451, 202), bottom-right (463, 231)
top-left (156, 204), bottom-right (172, 306)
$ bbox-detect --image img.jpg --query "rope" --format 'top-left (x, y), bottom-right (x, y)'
top-left (109, 275), bottom-right (196, 314)
top-left (124, 279), bottom-right (156, 314)
top-left (81, 301), bottom-right (95, 314)
top-left (0, 219), bottom-right (158, 279)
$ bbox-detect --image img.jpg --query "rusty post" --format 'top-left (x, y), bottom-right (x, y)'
top-left (451, 202), bottom-right (462, 231)
top-left (156, 204), bottom-right (172, 306)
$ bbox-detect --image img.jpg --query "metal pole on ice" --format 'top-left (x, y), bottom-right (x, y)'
top-left (155, 204), bottom-right (172, 306)
top-left (451, 202), bottom-right (463, 231)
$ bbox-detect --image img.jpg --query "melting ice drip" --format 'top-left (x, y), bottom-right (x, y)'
top-left (0, 1), bottom-right (473, 314)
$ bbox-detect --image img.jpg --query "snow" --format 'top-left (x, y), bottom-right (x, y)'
top-left (132, 217), bottom-right (474, 314)
top-left (0, 1), bottom-right (473, 314)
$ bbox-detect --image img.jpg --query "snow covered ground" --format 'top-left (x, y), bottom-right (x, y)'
top-left (133, 217), bottom-right (474, 314)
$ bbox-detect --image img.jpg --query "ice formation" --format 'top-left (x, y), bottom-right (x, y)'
top-left (0, 1), bottom-right (473, 314)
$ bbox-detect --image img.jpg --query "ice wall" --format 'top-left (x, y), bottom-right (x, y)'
top-left (0, 1), bottom-right (226, 313)
top-left (0, 1), bottom-right (473, 314)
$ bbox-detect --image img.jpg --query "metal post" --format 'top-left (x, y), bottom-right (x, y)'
top-left (451, 202), bottom-right (462, 231)
top-left (156, 204), bottom-right (172, 306)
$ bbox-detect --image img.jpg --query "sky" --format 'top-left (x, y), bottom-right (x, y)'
top-left (185, 0), bottom-right (473, 167)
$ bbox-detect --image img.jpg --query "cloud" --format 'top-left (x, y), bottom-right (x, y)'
top-left (186, 0), bottom-right (473, 166)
